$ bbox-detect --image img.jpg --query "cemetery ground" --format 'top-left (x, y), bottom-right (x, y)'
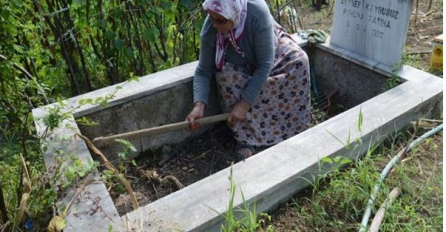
top-left (0, 0), bottom-right (442, 231)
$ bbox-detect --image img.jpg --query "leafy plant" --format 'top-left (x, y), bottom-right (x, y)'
top-left (289, 129), bottom-right (442, 231)
top-left (42, 100), bottom-right (71, 131)
top-left (115, 139), bottom-right (138, 160)
top-left (219, 165), bottom-right (240, 232)
top-left (214, 164), bottom-right (274, 232)
top-left (64, 158), bottom-right (98, 188)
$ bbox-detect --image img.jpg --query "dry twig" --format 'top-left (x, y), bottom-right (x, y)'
top-left (139, 169), bottom-right (184, 190)
top-left (193, 146), bottom-right (216, 160)
top-left (63, 175), bottom-right (94, 216)
top-left (15, 155), bottom-right (31, 226)
top-left (75, 133), bottom-right (139, 211)
top-left (427, 0), bottom-right (433, 12)
top-left (0, 179), bottom-right (8, 225)
top-left (408, 26), bottom-right (443, 35)
top-left (414, 0), bottom-right (420, 25)
top-left (368, 188), bottom-right (401, 232)
top-left (0, 221), bottom-right (10, 232)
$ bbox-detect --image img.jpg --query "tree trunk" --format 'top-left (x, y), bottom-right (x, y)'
top-left (0, 179), bottom-right (8, 224)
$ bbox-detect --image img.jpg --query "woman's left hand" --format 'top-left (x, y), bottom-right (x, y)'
top-left (228, 100), bottom-right (251, 124)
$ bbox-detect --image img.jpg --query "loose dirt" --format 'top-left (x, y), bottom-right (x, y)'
top-left (107, 100), bottom-right (341, 215)
top-left (113, 124), bottom-right (237, 214)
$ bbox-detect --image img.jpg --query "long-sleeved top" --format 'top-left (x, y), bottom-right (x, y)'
top-left (193, 0), bottom-right (275, 106)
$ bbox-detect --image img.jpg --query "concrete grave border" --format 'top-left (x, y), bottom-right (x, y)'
top-left (32, 36), bottom-right (442, 232)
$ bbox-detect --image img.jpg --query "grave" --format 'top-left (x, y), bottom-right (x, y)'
top-left (32, 0), bottom-right (442, 230)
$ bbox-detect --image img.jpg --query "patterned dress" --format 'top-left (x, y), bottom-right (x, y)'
top-left (215, 26), bottom-right (311, 146)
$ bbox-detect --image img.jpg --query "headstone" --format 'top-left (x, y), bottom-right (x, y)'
top-left (330, 0), bottom-right (413, 68)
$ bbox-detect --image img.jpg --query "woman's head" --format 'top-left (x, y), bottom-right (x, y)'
top-left (207, 10), bottom-right (234, 32)
top-left (203, 0), bottom-right (248, 70)
top-left (203, 0), bottom-right (247, 33)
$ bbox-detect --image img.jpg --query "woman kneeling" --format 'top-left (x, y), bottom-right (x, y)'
top-left (186, 0), bottom-right (311, 160)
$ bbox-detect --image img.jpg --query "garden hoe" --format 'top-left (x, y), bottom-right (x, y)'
top-left (92, 113), bottom-right (229, 148)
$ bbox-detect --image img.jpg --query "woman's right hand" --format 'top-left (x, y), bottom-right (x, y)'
top-left (186, 102), bottom-right (205, 131)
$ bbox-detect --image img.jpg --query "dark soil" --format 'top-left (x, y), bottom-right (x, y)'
top-left (107, 94), bottom-right (342, 215)
top-left (108, 124), bottom-right (236, 214)
top-left (133, 125), bottom-right (235, 196)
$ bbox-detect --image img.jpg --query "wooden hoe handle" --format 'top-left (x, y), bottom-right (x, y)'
top-left (92, 113), bottom-right (228, 148)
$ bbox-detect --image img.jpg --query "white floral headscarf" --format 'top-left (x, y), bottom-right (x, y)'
top-left (202, 0), bottom-right (248, 70)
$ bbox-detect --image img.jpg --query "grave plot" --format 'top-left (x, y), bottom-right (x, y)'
top-left (101, 88), bottom-right (345, 216)
top-left (32, 0), bottom-right (442, 230)
top-left (71, 36), bottom-right (395, 217)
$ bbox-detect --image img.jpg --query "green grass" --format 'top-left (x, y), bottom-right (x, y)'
top-left (276, 128), bottom-right (443, 232)
top-left (402, 53), bottom-right (443, 77)
top-left (402, 53), bottom-right (424, 69)
top-left (215, 165), bottom-right (274, 232)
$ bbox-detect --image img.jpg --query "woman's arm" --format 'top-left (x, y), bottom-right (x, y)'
top-left (193, 18), bottom-right (216, 106)
top-left (188, 18), bottom-right (215, 129)
top-left (241, 10), bottom-right (275, 106)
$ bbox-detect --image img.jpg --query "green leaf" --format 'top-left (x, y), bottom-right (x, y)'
top-left (74, 158), bottom-right (82, 167)
top-left (150, 6), bottom-right (162, 14)
top-left (113, 38), bottom-right (124, 50)
top-left (346, 130), bottom-right (351, 149)
top-left (124, 47), bottom-right (134, 58)
top-left (144, 28), bottom-right (160, 42)
top-left (339, 157), bottom-right (352, 165)
top-left (195, 18), bottom-right (205, 31)
top-left (333, 157), bottom-right (340, 163)
top-left (105, 30), bottom-right (116, 40)
top-left (76, 116), bottom-right (98, 126)
top-left (65, 168), bottom-right (75, 182)
top-left (321, 157), bottom-right (333, 164)
top-left (118, 152), bottom-right (126, 159)
top-left (115, 139), bottom-right (137, 152)
top-left (129, 146), bottom-right (137, 152)
top-left (98, 19), bottom-right (107, 29)
top-left (72, 0), bottom-right (85, 6)
top-left (13, 44), bottom-right (24, 54)
top-left (78, 169), bottom-right (86, 177)
top-left (12, 0), bottom-right (22, 8)
top-left (358, 107), bottom-right (363, 133)
top-left (94, 96), bottom-right (104, 104)
top-left (161, 1), bottom-right (172, 9)
top-left (179, 0), bottom-right (193, 8)
top-left (128, 72), bottom-right (140, 82)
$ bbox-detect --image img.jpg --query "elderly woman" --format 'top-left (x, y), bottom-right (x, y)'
top-left (186, 0), bottom-right (310, 159)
